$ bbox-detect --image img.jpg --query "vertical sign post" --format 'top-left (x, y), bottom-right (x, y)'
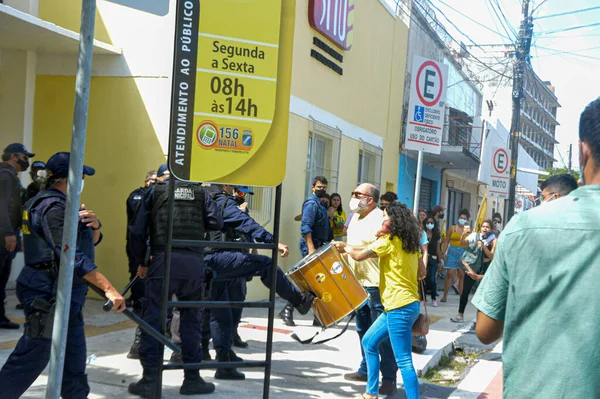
top-left (405, 56), bottom-right (448, 215)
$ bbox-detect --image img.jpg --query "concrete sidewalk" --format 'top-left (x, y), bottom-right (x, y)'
top-left (0, 288), bottom-right (478, 398)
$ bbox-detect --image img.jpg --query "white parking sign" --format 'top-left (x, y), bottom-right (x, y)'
top-left (404, 56), bottom-right (449, 155)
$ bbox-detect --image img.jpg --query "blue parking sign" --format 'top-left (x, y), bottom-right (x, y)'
top-left (414, 106), bottom-right (424, 123)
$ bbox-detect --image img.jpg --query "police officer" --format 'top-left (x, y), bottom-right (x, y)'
top-left (0, 152), bottom-right (125, 399)
top-left (279, 176), bottom-right (332, 326)
top-left (126, 169), bottom-right (157, 359)
top-left (204, 183), bottom-right (314, 380)
top-left (128, 164), bottom-right (223, 397)
top-left (0, 143), bottom-right (35, 329)
top-left (25, 161), bottom-right (47, 201)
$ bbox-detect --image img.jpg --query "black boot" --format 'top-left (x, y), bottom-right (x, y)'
top-left (201, 339), bottom-right (212, 361)
top-left (278, 303), bottom-right (295, 327)
top-left (214, 350), bottom-right (245, 380)
top-left (127, 327), bottom-right (142, 359)
top-left (295, 292), bottom-right (316, 315)
top-left (233, 332), bottom-right (248, 348)
top-left (170, 351), bottom-right (183, 365)
top-left (229, 349), bottom-right (243, 362)
top-left (128, 368), bottom-right (158, 398)
top-left (180, 370), bottom-right (215, 395)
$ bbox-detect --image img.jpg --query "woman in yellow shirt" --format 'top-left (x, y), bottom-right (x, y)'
top-left (337, 203), bottom-right (426, 399)
top-left (328, 193), bottom-right (347, 241)
top-left (440, 209), bottom-right (470, 302)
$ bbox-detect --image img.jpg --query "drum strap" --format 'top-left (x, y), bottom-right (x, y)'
top-left (290, 312), bottom-right (356, 345)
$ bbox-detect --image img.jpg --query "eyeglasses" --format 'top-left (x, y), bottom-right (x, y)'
top-left (351, 191), bottom-right (372, 199)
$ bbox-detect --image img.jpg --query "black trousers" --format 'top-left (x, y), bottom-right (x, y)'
top-left (458, 274), bottom-right (477, 314)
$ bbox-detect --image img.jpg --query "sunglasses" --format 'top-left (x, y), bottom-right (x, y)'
top-left (351, 191), bottom-right (372, 199)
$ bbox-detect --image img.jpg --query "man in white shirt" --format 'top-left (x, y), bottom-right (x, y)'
top-left (342, 183), bottom-right (398, 396)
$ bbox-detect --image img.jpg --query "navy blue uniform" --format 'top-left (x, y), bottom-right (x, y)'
top-left (129, 181), bottom-right (223, 371)
top-left (0, 188), bottom-right (98, 399)
top-left (299, 193), bottom-right (331, 257)
top-left (125, 186), bottom-right (150, 308)
top-left (204, 186), bottom-right (303, 356)
top-left (0, 162), bottom-right (23, 323)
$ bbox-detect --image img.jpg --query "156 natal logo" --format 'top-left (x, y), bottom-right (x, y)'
top-left (196, 121), bottom-right (253, 151)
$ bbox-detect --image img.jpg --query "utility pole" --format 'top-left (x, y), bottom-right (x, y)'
top-left (506, 0), bottom-right (533, 222)
top-left (568, 143), bottom-right (573, 173)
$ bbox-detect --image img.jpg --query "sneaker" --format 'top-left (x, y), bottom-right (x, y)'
top-left (432, 300), bottom-right (439, 307)
top-left (450, 314), bottom-right (464, 323)
top-left (379, 380), bottom-right (397, 395)
top-left (344, 371), bottom-right (368, 382)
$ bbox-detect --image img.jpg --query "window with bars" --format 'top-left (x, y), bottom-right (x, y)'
top-left (357, 142), bottom-right (383, 188)
top-left (244, 186), bottom-right (274, 227)
top-left (305, 120), bottom-right (341, 198)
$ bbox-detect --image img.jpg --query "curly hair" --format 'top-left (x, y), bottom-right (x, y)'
top-left (424, 213), bottom-right (440, 237)
top-left (385, 203), bottom-right (421, 253)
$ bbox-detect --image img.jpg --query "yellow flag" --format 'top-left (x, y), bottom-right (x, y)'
top-left (475, 194), bottom-right (487, 232)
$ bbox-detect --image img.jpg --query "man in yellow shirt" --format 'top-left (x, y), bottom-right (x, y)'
top-left (342, 183), bottom-right (397, 396)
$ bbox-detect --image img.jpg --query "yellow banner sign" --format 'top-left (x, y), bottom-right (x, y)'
top-left (168, 0), bottom-right (293, 186)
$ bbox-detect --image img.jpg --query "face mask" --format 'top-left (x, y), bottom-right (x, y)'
top-left (16, 158), bottom-right (30, 172)
top-left (426, 223), bottom-right (434, 230)
top-left (458, 219), bottom-right (468, 226)
top-left (541, 193), bottom-right (557, 205)
top-left (349, 197), bottom-right (364, 212)
top-left (494, 221), bottom-right (502, 230)
top-left (314, 189), bottom-right (327, 198)
top-left (438, 213), bottom-right (445, 220)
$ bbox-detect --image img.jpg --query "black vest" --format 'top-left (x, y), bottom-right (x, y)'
top-left (22, 190), bottom-right (64, 266)
top-left (150, 181), bottom-right (206, 250)
top-left (0, 163), bottom-right (23, 233)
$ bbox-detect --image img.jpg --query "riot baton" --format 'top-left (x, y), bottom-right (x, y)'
top-left (87, 282), bottom-right (181, 353)
top-left (100, 273), bottom-right (141, 311)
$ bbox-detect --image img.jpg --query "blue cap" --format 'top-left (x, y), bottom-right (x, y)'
top-left (46, 152), bottom-right (95, 179)
top-left (31, 161), bottom-right (46, 170)
top-left (157, 164), bottom-right (169, 177)
top-left (237, 185), bottom-right (254, 195)
top-left (3, 143), bottom-right (35, 157)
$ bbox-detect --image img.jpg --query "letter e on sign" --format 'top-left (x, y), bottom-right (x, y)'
top-left (493, 148), bottom-right (509, 175)
top-left (416, 61), bottom-right (443, 107)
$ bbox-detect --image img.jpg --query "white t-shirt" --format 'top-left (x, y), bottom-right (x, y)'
top-left (346, 207), bottom-right (384, 287)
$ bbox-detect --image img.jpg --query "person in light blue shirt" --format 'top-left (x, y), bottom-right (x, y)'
top-left (472, 97), bottom-right (600, 399)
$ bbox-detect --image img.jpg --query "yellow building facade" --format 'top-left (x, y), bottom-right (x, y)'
top-left (1, 0), bottom-right (409, 300)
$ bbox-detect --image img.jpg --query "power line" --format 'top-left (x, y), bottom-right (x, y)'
top-left (539, 21), bottom-right (600, 35)
top-left (535, 45), bottom-right (600, 61)
top-left (434, 0), bottom-right (512, 41)
top-left (535, 5), bottom-right (600, 20)
top-left (408, 0), bottom-right (511, 79)
top-left (488, 0), bottom-right (518, 40)
top-left (423, 0), bottom-right (483, 48)
top-left (493, 0), bottom-right (519, 38)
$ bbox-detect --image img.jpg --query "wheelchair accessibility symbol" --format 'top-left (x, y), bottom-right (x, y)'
top-left (414, 106), bottom-right (424, 123)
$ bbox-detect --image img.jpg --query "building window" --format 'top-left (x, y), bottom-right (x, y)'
top-left (244, 186), bottom-right (274, 227)
top-left (305, 120), bottom-right (341, 198)
top-left (357, 142), bottom-right (383, 188)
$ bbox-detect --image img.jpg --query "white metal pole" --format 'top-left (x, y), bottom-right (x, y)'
top-left (46, 0), bottom-right (96, 397)
top-left (413, 151), bottom-right (424, 218)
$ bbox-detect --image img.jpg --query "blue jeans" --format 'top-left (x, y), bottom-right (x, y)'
top-left (362, 301), bottom-right (420, 398)
top-left (356, 287), bottom-right (398, 382)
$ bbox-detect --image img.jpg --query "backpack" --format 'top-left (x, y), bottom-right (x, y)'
top-left (460, 233), bottom-right (484, 274)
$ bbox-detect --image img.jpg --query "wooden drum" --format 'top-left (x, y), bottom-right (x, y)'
top-left (286, 243), bottom-right (368, 328)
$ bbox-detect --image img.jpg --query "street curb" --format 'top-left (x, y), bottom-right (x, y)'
top-left (417, 339), bottom-right (455, 377)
